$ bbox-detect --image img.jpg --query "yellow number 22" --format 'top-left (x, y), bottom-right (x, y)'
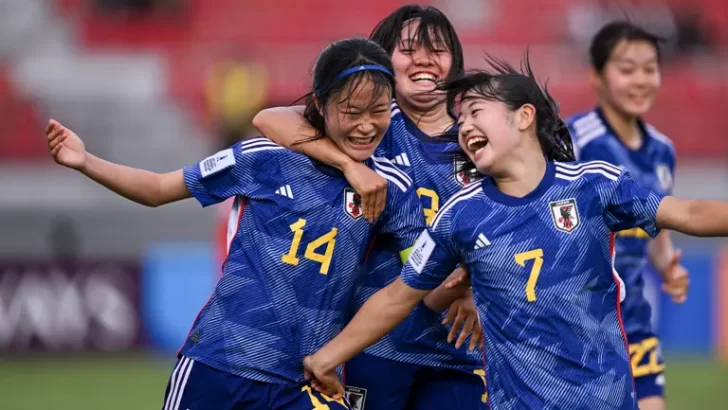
top-left (281, 218), bottom-right (338, 274)
top-left (514, 249), bottom-right (544, 302)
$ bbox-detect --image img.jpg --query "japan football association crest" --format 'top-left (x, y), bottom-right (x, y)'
top-left (549, 198), bottom-right (580, 233)
top-left (455, 159), bottom-right (478, 185)
top-left (655, 164), bottom-right (673, 192)
top-left (344, 188), bottom-right (363, 219)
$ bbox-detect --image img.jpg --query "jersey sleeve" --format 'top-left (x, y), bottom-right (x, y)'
top-left (400, 212), bottom-right (460, 291)
top-left (182, 137), bottom-right (284, 207)
top-left (602, 169), bottom-right (665, 238)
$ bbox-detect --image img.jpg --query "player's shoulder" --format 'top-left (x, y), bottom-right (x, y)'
top-left (390, 99), bottom-right (403, 121)
top-left (431, 180), bottom-right (485, 230)
top-left (644, 122), bottom-right (676, 155)
top-left (236, 136), bottom-right (311, 167)
top-left (553, 160), bottom-right (624, 184)
top-left (237, 136), bottom-right (288, 156)
top-left (371, 156), bottom-right (414, 193)
top-left (566, 109), bottom-right (611, 151)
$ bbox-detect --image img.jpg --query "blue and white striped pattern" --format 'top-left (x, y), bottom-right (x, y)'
top-left (567, 109), bottom-right (677, 337)
top-left (371, 156), bottom-right (412, 191)
top-left (179, 141), bottom-right (425, 384)
top-left (401, 161), bottom-right (665, 409)
top-left (556, 161), bottom-right (622, 182)
top-left (354, 99), bottom-right (483, 372)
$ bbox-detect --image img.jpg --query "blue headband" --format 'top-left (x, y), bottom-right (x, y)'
top-left (316, 64), bottom-right (393, 94)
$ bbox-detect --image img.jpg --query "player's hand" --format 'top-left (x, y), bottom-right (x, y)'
top-left (443, 292), bottom-right (483, 352)
top-left (443, 267), bottom-right (471, 289)
top-left (341, 161), bottom-right (387, 223)
top-left (46, 119), bottom-right (87, 171)
top-left (303, 355), bottom-right (345, 400)
top-left (660, 249), bottom-right (690, 304)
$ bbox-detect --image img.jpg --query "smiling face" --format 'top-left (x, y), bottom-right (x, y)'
top-left (457, 92), bottom-right (523, 175)
top-left (390, 18), bottom-right (453, 109)
top-left (596, 39), bottom-right (661, 118)
top-left (323, 75), bottom-right (392, 162)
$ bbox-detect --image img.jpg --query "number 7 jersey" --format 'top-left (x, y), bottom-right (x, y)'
top-left (402, 161), bottom-right (665, 410)
top-left (179, 137), bottom-right (426, 384)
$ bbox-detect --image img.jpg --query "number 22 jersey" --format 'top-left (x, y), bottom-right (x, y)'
top-left (402, 161), bottom-right (665, 410)
top-left (179, 137), bottom-right (426, 383)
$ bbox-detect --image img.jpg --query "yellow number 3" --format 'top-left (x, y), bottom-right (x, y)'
top-left (281, 218), bottom-right (338, 275)
top-left (514, 249), bottom-right (544, 302)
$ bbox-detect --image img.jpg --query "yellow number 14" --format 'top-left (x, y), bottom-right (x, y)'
top-left (281, 218), bottom-right (338, 275)
top-left (514, 248), bottom-right (544, 302)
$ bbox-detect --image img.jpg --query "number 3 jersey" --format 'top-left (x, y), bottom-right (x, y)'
top-left (402, 161), bottom-right (665, 410)
top-left (179, 137), bottom-right (426, 383)
top-left (357, 101), bottom-right (482, 371)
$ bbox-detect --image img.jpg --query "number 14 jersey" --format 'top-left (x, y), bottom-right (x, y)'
top-left (180, 137), bottom-right (425, 384)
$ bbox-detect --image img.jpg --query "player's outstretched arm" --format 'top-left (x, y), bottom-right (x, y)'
top-left (253, 106), bottom-right (386, 221)
top-left (46, 119), bottom-right (190, 207)
top-left (303, 277), bottom-right (429, 398)
top-left (657, 196), bottom-right (728, 237)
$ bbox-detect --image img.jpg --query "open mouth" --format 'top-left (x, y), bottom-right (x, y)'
top-left (466, 136), bottom-right (489, 155)
top-left (409, 71), bottom-right (438, 84)
top-left (348, 136), bottom-right (376, 147)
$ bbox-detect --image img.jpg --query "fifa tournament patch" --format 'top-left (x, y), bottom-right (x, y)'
top-left (549, 198), bottom-right (580, 233)
top-left (345, 386), bottom-right (367, 410)
top-left (409, 230), bottom-right (436, 274)
top-left (344, 188), bottom-right (364, 220)
top-left (199, 148), bottom-right (235, 178)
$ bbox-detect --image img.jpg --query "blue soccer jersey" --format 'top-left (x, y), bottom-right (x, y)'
top-left (401, 161), bottom-right (665, 410)
top-left (354, 101), bottom-right (482, 371)
top-left (179, 137), bottom-right (426, 384)
top-left (568, 108), bottom-right (676, 337)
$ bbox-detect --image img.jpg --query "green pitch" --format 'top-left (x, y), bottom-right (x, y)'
top-left (0, 354), bottom-right (725, 409)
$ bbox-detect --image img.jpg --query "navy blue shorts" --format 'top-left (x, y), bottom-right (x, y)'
top-left (161, 356), bottom-right (350, 410)
top-left (628, 333), bottom-right (665, 400)
top-left (344, 353), bottom-right (487, 410)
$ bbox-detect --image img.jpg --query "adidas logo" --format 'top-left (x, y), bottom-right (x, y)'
top-left (474, 233), bottom-right (490, 249)
top-left (275, 185), bottom-right (293, 199)
top-left (391, 153), bottom-right (411, 167)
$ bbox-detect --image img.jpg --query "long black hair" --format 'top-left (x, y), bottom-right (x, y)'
top-left (441, 52), bottom-right (575, 174)
top-left (590, 21), bottom-right (663, 73)
top-left (369, 4), bottom-right (464, 80)
top-left (301, 38), bottom-right (395, 139)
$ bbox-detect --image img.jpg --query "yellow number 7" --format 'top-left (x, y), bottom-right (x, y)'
top-left (514, 248), bottom-right (544, 302)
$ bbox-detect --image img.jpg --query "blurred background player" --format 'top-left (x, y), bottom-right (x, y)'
top-left (567, 21), bottom-right (689, 410)
top-left (45, 38), bottom-right (428, 410)
top-left (253, 5), bottom-right (487, 409)
top-left (303, 56), bottom-right (728, 410)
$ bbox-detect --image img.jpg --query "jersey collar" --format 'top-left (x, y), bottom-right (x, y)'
top-left (480, 161), bottom-right (556, 206)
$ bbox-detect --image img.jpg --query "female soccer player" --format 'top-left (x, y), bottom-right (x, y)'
top-left (45, 38), bottom-right (427, 410)
top-left (253, 5), bottom-right (487, 410)
top-left (301, 57), bottom-right (728, 410)
top-left (566, 22), bottom-right (687, 410)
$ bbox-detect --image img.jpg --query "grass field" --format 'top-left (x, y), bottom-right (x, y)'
top-left (0, 353), bottom-right (725, 409)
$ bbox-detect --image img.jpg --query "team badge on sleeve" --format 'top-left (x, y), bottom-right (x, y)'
top-left (655, 164), bottom-right (673, 192)
top-left (454, 159), bottom-right (478, 185)
top-left (344, 188), bottom-right (363, 219)
top-left (549, 199), bottom-right (580, 233)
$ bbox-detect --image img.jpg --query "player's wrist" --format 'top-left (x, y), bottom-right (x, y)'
top-left (308, 351), bottom-right (338, 374)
